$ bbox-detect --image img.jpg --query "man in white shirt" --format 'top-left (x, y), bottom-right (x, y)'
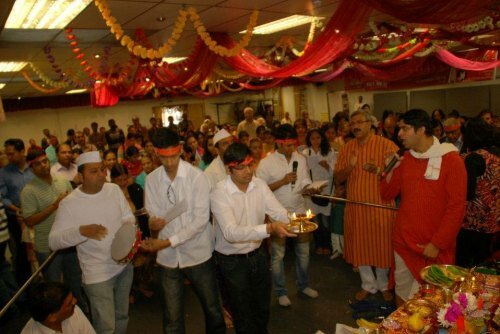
top-left (236, 107), bottom-right (258, 138)
top-left (256, 124), bottom-right (319, 307)
top-left (21, 282), bottom-right (95, 334)
top-left (50, 144), bottom-right (80, 186)
top-left (211, 142), bottom-right (295, 333)
top-left (204, 129), bottom-right (233, 190)
top-left (49, 151), bottom-right (135, 334)
top-left (280, 112), bottom-right (292, 125)
top-left (141, 127), bottom-right (225, 334)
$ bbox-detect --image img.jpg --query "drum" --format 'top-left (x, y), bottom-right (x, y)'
top-left (111, 223), bottom-right (142, 264)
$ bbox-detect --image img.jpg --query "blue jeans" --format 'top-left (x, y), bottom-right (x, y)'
top-left (216, 250), bottom-right (270, 334)
top-left (83, 264), bottom-right (133, 334)
top-left (159, 257), bottom-right (225, 334)
top-left (35, 248), bottom-right (87, 313)
top-left (271, 237), bottom-right (310, 297)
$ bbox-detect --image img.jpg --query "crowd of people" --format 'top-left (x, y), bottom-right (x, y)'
top-left (0, 104), bottom-right (498, 333)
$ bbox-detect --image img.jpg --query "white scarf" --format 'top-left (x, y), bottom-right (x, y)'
top-left (409, 136), bottom-right (457, 180)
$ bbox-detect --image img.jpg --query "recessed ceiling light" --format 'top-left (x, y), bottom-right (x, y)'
top-left (0, 61), bottom-right (28, 72)
top-left (156, 16), bottom-right (166, 22)
top-left (95, 54), bottom-right (100, 59)
top-left (240, 15), bottom-right (324, 35)
top-left (65, 88), bottom-right (87, 94)
top-left (5, 0), bottom-right (92, 29)
top-left (17, 96), bottom-right (21, 100)
top-left (0, 83), bottom-right (5, 90)
top-left (161, 57), bottom-right (187, 64)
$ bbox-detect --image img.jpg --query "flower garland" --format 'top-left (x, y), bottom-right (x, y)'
top-left (94, 0), bottom-right (187, 59)
top-left (28, 63), bottom-right (69, 88)
top-left (292, 18), bottom-right (320, 57)
top-left (42, 47), bottom-right (92, 88)
top-left (213, 64), bottom-right (245, 80)
top-left (354, 38), bottom-right (418, 61)
top-left (437, 292), bottom-right (486, 329)
top-left (94, 0), bottom-right (259, 58)
top-left (21, 70), bottom-right (62, 93)
top-left (449, 15), bottom-right (499, 34)
top-left (187, 7), bottom-right (258, 57)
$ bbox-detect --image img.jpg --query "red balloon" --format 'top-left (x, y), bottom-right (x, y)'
top-left (80, 60), bottom-right (88, 66)
top-left (73, 48), bottom-right (81, 54)
top-left (67, 34), bottom-right (75, 40)
top-left (76, 54), bottom-right (85, 60)
top-left (70, 41), bottom-right (78, 47)
top-left (84, 66), bottom-right (92, 72)
top-left (65, 28), bottom-right (73, 33)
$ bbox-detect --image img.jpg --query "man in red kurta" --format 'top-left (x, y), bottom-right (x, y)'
top-left (380, 109), bottom-right (466, 304)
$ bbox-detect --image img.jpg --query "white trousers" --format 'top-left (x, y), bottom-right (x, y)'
top-left (394, 252), bottom-right (420, 301)
top-left (358, 266), bottom-right (389, 293)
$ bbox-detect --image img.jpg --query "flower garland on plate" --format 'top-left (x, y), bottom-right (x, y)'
top-left (94, 0), bottom-right (259, 58)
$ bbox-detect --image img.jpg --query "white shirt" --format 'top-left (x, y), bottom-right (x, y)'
top-left (211, 176), bottom-right (288, 255)
top-left (281, 117), bottom-right (292, 125)
top-left (50, 162), bottom-right (77, 182)
top-left (256, 151), bottom-right (311, 212)
top-left (145, 160), bottom-right (213, 269)
top-left (21, 305), bottom-right (95, 334)
top-left (302, 147), bottom-right (337, 215)
top-left (204, 156), bottom-right (227, 191)
top-left (49, 183), bottom-right (135, 284)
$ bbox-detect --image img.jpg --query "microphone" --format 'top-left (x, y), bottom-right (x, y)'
top-left (380, 148), bottom-right (405, 178)
top-left (291, 161), bottom-right (298, 190)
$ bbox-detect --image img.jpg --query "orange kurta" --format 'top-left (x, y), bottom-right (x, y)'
top-left (335, 135), bottom-right (397, 268)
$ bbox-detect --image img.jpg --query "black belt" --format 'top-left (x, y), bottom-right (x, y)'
top-left (215, 248), bottom-right (261, 258)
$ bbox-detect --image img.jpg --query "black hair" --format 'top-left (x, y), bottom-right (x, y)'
top-left (306, 129), bottom-right (331, 156)
top-left (110, 164), bottom-right (129, 179)
top-left (361, 104), bottom-right (370, 109)
top-left (256, 125), bottom-right (266, 135)
top-left (238, 131), bottom-right (249, 140)
top-left (26, 149), bottom-right (46, 163)
top-left (56, 143), bottom-right (71, 154)
top-left (103, 150), bottom-right (116, 160)
top-left (274, 124), bottom-right (298, 140)
top-left (66, 129), bottom-right (75, 136)
top-left (125, 145), bottom-right (139, 158)
top-left (29, 282), bottom-right (70, 322)
top-left (202, 135), bottom-right (216, 165)
top-left (126, 133), bottom-right (136, 140)
top-left (91, 122), bottom-right (98, 127)
top-left (332, 112), bottom-right (349, 133)
top-left (4, 138), bottom-right (25, 151)
top-left (478, 109), bottom-right (493, 118)
top-left (431, 119), bottom-right (444, 132)
top-left (72, 148), bottom-right (83, 155)
top-left (293, 118), bottom-right (307, 130)
top-left (448, 109), bottom-right (460, 118)
top-left (431, 109), bottom-right (445, 120)
top-left (152, 127), bottom-right (179, 149)
top-left (463, 117), bottom-right (495, 151)
top-left (223, 142), bottom-right (251, 166)
top-left (400, 109), bottom-right (432, 136)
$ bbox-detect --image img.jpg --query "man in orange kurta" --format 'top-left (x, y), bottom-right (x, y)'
top-left (380, 109), bottom-right (466, 304)
top-left (335, 110), bottom-right (398, 301)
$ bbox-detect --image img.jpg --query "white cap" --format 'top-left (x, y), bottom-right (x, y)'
top-left (213, 129), bottom-right (232, 145)
top-left (76, 151), bottom-right (102, 167)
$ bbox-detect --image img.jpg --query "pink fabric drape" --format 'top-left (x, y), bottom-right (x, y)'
top-left (435, 47), bottom-right (500, 71)
top-left (215, 0), bottom-right (371, 78)
top-left (299, 60), bottom-right (351, 82)
top-left (359, 0), bottom-right (497, 23)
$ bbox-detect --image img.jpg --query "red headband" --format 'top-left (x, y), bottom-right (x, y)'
top-left (444, 124), bottom-right (461, 132)
top-left (275, 139), bottom-right (298, 145)
top-left (155, 145), bottom-right (181, 157)
top-left (227, 156), bottom-right (254, 168)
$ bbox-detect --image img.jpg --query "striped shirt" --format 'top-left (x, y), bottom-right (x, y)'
top-left (21, 176), bottom-right (72, 253)
top-left (0, 197), bottom-right (9, 244)
top-left (335, 134), bottom-right (397, 268)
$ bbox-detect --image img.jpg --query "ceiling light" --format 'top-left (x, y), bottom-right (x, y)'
top-left (314, 68), bottom-right (328, 73)
top-left (0, 84), bottom-right (6, 90)
top-left (240, 15), bottom-right (324, 35)
top-left (94, 54), bottom-right (100, 59)
top-left (161, 57), bottom-right (187, 64)
top-left (0, 61), bottom-right (28, 72)
top-left (65, 88), bottom-right (87, 94)
top-left (5, 0), bottom-right (92, 29)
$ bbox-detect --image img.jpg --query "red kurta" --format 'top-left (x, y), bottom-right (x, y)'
top-left (380, 151), bottom-right (467, 282)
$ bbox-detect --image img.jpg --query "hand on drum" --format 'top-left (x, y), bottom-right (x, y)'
top-left (140, 238), bottom-right (171, 252)
top-left (149, 216), bottom-right (167, 231)
top-left (80, 224), bottom-right (108, 240)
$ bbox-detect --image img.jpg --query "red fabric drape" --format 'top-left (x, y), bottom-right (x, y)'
top-left (350, 56), bottom-right (441, 81)
top-left (435, 47), bottom-right (500, 71)
top-left (215, 0), bottom-right (371, 78)
top-left (91, 83), bottom-right (119, 107)
top-left (359, 0), bottom-right (497, 24)
top-left (300, 60), bottom-right (351, 82)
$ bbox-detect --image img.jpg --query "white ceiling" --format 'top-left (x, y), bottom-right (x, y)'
top-left (0, 0), bottom-right (496, 99)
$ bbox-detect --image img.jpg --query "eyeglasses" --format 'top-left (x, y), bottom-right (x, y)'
top-left (167, 184), bottom-right (176, 205)
top-left (349, 120), bottom-right (371, 127)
